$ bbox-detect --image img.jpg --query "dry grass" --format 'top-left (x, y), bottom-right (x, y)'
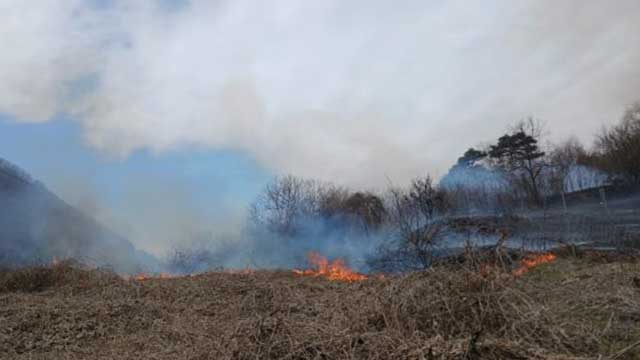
top-left (1, 252), bottom-right (639, 359)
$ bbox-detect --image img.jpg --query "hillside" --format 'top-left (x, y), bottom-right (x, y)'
top-left (0, 158), bottom-right (153, 273)
top-left (1, 251), bottom-right (639, 359)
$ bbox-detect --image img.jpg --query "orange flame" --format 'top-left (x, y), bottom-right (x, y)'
top-left (513, 253), bottom-right (557, 277)
top-left (293, 252), bottom-right (367, 282)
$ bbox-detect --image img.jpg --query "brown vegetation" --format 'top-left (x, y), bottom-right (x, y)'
top-left (1, 252), bottom-right (639, 359)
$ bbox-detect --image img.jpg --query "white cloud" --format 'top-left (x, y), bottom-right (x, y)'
top-left (1, 0), bottom-right (639, 186)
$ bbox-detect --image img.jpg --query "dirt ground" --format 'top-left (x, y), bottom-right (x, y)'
top-left (1, 251), bottom-right (639, 359)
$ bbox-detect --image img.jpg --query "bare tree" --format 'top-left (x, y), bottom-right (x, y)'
top-left (375, 176), bottom-right (447, 270)
top-left (408, 176), bottom-right (448, 218)
top-left (249, 175), bottom-right (321, 237)
top-left (341, 191), bottom-right (387, 233)
top-left (250, 176), bottom-right (387, 238)
top-left (595, 102), bottom-right (640, 187)
top-left (317, 185), bottom-right (351, 218)
top-left (548, 137), bottom-right (589, 195)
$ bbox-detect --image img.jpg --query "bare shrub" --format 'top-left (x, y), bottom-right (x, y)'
top-left (370, 177), bottom-right (448, 271)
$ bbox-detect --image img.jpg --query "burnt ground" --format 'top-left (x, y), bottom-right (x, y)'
top-left (1, 253), bottom-right (640, 360)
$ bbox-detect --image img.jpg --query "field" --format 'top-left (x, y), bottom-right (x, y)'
top-left (1, 250), bottom-right (640, 360)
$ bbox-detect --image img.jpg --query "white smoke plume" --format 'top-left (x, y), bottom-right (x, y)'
top-left (2, 0), bottom-right (640, 186)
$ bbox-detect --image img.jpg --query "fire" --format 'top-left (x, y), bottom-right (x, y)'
top-left (133, 273), bottom-right (151, 281)
top-left (293, 252), bottom-right (367, 282)
top-left (513, 253), bottom-right (557, 277)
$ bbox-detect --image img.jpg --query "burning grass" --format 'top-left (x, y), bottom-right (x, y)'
top-left (512, 252), bottom-right (558, 277)
top-left (293, 251), bottom-right (368, 282)
top-left (1, 250), bottom-right (639, 359)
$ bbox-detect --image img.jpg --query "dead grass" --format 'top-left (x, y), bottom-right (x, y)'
top-left (0, 252), bottom-right (639, 359)
top-left (0, 259), bottom-right (122, 294)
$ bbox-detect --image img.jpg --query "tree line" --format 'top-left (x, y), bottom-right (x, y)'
top-left (169, 102), bottom-right (640, 273)
top-left (254, 102), bottom-right (640, 231)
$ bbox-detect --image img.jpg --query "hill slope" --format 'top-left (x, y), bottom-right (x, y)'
top-left (0, 158), bottom-right (153, 273)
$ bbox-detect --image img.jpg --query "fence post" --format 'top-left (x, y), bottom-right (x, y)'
top-left (599, 187), bottom-right (609, 215)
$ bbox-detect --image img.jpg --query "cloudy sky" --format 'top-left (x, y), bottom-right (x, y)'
top-left (1, 0), bottom-right (639, 254)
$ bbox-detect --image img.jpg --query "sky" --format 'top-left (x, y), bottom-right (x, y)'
top-left (1, 0), bottom-right (640, 254)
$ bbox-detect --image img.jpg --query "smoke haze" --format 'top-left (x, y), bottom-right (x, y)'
top-left (2, 0), bottom-right (640, 187)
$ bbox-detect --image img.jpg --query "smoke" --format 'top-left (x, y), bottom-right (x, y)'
top-left (42, 160), bottom-right (252, 259)
top-left (565, 165), bottom-right (609, 193)
top-left (1, 1), bottom-right (639, 187)
top-left (165, 212), bottom-right (387, 273)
